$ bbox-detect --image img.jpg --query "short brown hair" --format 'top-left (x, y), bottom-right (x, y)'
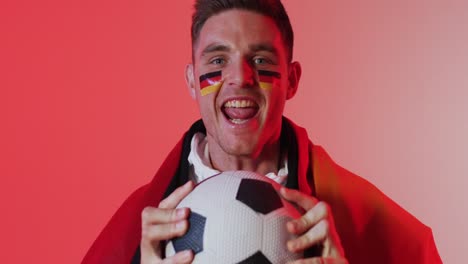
top-left (191, 0), bottom-right (294, 62)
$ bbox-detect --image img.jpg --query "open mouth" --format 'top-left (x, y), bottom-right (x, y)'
top-left (222, 99), bottom-right (259, 124)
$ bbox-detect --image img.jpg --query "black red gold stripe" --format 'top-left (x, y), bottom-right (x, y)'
top-left (199, 71), bottom-right (222, 96)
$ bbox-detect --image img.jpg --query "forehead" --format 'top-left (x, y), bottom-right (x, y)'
top-left (194, 9), bottom-right (284, 57)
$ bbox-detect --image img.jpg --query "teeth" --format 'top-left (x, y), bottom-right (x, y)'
top-left (224, 100), bottom-right (256, 108)
top-left (230, 119), bottom-right (249, 124)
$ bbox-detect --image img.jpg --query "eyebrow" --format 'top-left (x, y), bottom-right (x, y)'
top-left (201, 42), bottom-right (279, 57)
top-left (201, 43), bottom-right (231, 57)
top-left (249, 43), bottom-right (279, 56)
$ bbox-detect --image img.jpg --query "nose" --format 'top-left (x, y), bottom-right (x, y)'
top-left (225, 59), bottom-right (255, 88)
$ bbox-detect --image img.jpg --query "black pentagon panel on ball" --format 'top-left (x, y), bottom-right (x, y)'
top-left (171, 211), bottom-right (206, 254)
top-left (236, 178), bottom-right (283, 214)
top-left (237, 251), bottom-right (273, 264)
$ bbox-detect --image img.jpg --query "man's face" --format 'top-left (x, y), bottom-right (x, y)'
top-left (186, 9), bottom-right (300, 159)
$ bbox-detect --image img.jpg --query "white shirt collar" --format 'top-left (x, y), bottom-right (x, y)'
top-left (187, 132), bottom-right (288, 185)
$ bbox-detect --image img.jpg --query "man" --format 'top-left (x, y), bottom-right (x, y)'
top-left (83, 0), bottom-right (442, 263)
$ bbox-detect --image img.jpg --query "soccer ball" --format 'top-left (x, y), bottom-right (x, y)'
top-left (165, 170), bottom-right (302, 263)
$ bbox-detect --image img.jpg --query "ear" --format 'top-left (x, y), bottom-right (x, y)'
top-left (286, 61), bottom-right (301, 100)
top-left (185, 63), bottom-right (196, 99)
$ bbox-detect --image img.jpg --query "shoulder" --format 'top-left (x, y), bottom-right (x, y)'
top-left (311, 145), bottom-right (440, 263)
top-left (82, 184), bottom-right (150, 264)
top-left (83, 129), bottom-right (191, 263)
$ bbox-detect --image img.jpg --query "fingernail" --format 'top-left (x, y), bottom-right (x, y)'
top-left (287, 241), bottom-right (296, 251)
top-left (180, 250), bottom-right (192, 260)
top-left (176, 221), bottom-right (185, 230)
top-left (176, 208), bottom-right (186, 218)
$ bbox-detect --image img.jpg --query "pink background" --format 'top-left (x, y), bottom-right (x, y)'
top-left (1, 0), bottom-right (466, 262)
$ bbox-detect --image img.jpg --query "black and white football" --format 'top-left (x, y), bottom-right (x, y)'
top-left (165, 170), bottom-right (302, 263)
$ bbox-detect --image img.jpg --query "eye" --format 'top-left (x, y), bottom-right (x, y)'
top-left (253, 57), bottom-right (270, 65)
top-left (210, 58), bottom-right (225, 65)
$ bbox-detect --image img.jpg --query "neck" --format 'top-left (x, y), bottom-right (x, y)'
top-left (208, 139), bottom-right (281, 176)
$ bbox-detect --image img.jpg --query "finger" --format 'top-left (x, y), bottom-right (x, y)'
top-left (142, 206), bottom-right (190, 225)
top-left (161, 250), bottom-right (194, 264)
top-left (280, 187), bottom-right (319, 211)
top-left (159, 181), bottom-right (194, 209)
top-left (287, 201), bottom-right (328, 235)
top-left (287, 219), bottom-right (329, 253)
top-left (141, 220), bottom-right (189, 243)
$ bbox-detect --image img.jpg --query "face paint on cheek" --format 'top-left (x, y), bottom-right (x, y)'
top-left (258, 70), bottom-right (281, 91)
top-left (199, 71), bottom-right (223, 96)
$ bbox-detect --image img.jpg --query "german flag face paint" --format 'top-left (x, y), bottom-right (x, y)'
top-left (258, 70), bottom-right (281, 90)
top-left (199, 71), bottom-right (222, 96)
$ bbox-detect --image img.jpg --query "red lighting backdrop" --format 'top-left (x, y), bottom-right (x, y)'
top-left (1, 0), bottom-right (466, 263)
